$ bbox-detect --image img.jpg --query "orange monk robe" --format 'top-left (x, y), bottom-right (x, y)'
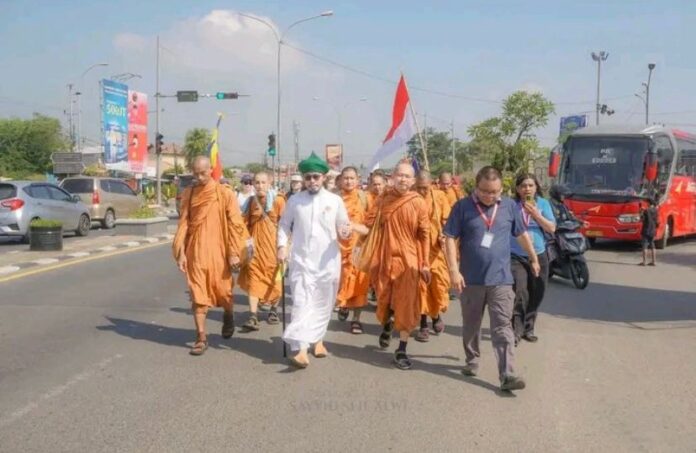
top-left (173, 180), bottom-right (248, 309)
top-left (238, 194), bottom-right (286, 303)
top-left (419, 188), bottom-right (451, 318)
top-left (337, 190), bottom-right (370, 309)
top-left (441, 186), bottom-right (462, 208)
top-left (367, 188), bottom-right (430, 332)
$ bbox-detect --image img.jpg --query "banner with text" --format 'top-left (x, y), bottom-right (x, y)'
top-left (127, 90), bottom-right (148, 173)
top-left (102, 79), bottom-right (129, 166)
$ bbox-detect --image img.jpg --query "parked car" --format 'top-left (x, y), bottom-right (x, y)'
top-left (175, 175), bottom-right (196, 216)
top-left (60, 177), bottom-right (141, 229)
top-left (0, 181), bottom-right (91, 241)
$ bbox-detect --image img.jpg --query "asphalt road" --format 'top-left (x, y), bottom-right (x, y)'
top-left (0, 239), bottom-right (695, 452)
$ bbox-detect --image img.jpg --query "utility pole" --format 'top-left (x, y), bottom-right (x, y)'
top-left (155, 35), bottom-right (162, 206)
top-left (591, 51), bottom-right (609, 126)
top-left (67, 84), bottom-right (75, 151)
top-left (450, 120), bottom-right (456, 174)
top-left (646, 63), bottom-right (656, 125)
top-left (293, 120), bottom-right (300, 170)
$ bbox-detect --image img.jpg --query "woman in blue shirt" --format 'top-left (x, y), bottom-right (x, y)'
top-left (510, 173), bottom-right (556, 345)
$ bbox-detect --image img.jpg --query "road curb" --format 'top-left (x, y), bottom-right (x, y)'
top-left (0, 234), bottom-right (174, 277)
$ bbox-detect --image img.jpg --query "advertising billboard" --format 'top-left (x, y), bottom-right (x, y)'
top-left (325, 144), bottom-right (343, 172)
top-left (102, 79), bottom-right (129, 165)
top-left (559, 115), bottom-right (587, 135)
top-left (127, 90), bottom-right (148, 173)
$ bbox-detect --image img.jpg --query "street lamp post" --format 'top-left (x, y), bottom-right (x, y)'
top-left (591, 51), bottom-right (609, 126)
top-left (313, 96), bottom-right (367, 144)
top-left (77, 63), bottom-right (108, 152)
top-left (237, 11), bottom-right (333, 186)
top-left (645, 63), bottom-right (656, 125)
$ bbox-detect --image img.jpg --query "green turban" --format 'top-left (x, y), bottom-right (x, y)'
top-left (298, 152), bottom-right (329, 174)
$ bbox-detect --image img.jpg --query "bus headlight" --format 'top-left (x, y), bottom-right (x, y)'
top-left (618, 214), bottom-right (640, 224)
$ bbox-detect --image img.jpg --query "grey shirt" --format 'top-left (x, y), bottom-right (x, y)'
top-left (444, 196), bottom-right (526, 286)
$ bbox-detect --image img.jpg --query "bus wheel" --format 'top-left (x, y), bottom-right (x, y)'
top-left (656, 218), bottom-right (671, 250)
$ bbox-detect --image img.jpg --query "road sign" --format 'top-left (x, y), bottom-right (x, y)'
top-left (51, 152), bottom-right (82, 164)
top-left (53, 162), bottom-right (86, 175)
top-left (177, 91), bottom-right (199, 102)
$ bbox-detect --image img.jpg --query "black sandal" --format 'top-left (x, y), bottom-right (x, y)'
top-left (379, 320), bottom-right (393, 348)
top-left (242, 315), bottom-right (260, 332)
top-left (221, 312), bottom-right (235, 339)
top-left (267, 308), bottom-right (280, 325)
top-left (393, 350), bottom-right (412, 370)
top-left (338, 308), bottom-right (349, 321)
top-left (350, 321), bottom-right (364, 334)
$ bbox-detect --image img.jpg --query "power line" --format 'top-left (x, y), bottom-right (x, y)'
top-left (284, 43), bottom-right (634, 107)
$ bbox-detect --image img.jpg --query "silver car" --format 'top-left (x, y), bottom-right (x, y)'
top-left (0, 181), bottom-right (91, 241)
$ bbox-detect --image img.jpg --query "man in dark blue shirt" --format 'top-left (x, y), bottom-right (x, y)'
top-left (444, 166), bottom-right (539, 391)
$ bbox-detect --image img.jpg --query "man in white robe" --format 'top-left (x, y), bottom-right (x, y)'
top-left (278, 152), bottom-right (351, 368)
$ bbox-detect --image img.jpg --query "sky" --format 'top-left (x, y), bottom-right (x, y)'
top-left (2, 0), bottom-right (696, 169)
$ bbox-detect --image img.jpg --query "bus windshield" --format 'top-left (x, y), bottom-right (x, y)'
top-left (561, 136), bottom-right (649, 197)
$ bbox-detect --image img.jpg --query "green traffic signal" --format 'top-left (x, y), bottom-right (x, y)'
top-left (216, 92), bottom-right (239, 100)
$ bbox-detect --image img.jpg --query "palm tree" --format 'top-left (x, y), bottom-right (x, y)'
top-left (184, 128), bottom-right (212, 169)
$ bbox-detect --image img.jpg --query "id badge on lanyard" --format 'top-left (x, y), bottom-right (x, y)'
top-left (474, 197), bottom-right (498, 249)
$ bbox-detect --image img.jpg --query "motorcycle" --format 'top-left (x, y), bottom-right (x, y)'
top-left (548, 218), bottom-right (590, 289)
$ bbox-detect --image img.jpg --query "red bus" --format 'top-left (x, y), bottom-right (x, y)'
top-left (549, 125), bottom-right (696, 248)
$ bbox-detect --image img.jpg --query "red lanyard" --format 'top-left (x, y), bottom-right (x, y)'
top-left (473, 196), bottom-right (499, 231)
top-left (518, 202), bottom-right (531, 227)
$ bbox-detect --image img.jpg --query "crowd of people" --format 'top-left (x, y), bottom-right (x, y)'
top-left (173, 153), bottom-right (561, 392)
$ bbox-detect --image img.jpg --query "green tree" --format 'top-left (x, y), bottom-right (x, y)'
top-left (0, 114), bottom-right (68, 177)
top-left (162, 164), bottom-right (185, 177)
top-left (243, 162), bottom-right (271, 174)
top-left (183, 128), bottom-right (212, 169)
top-left (407, 127), bottom-right (472, 176)
top-left (467, 91), bottom-right (554, 173)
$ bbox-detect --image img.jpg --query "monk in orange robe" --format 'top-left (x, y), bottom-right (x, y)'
top-left (366, 170), bottom-right (386, 211)
top-left (238, 171), bottom-right (286, 331)
top-left (336, 167), bottom-right (370, 333)
top-left (366, 162), bottom-right (430, 370)
top-left (173, 156), bottom-right (248, 356)
top-left (439, 171), bottom-right (463, 207)
top-left (414, 170), bottom-right (451, 343)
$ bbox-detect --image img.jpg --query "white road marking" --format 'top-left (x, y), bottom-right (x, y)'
top-left (123, 241), bottom-right (141, 247)
top-left (67, 252), bottom-right (90, 258)
top-left (142, 237), bottom-right (159, 244)
top-left (98, 246), bottom-right (117, 252)
top-left (0, 265), bottom-right (21, 275)
top-left (32, 258), bottom-right (59, 265)
top-left (0, 354), bottom-right (124, 428)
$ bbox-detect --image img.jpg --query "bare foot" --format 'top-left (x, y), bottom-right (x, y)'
top-left (290, 350), bottom-right (310, 368)
top-left (313, 341), bottom-right (328, 358)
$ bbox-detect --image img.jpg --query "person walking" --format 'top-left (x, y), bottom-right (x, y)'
top-left (444, 166), bottom-right (539, 391)
top-left (510, 173), bottom-right (556, 345)
top-left (172, 156), bottom-right (249, 356)
top-left (278, 153), bottom-right (352, 368)
top-left (640, 198), bottom-right (658, 266)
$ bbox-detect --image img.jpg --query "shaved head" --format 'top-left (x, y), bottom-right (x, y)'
top-left (416, 170), bottom-right (432, 182)
top-left (415, 170), bottom-right (432, 196)
top-left (394, 162), bottom-right (415, 177)
top-left (253, 171), bottom-right (270, 196)
top-left (192, 155), bottom-right (212, 185)
top-left (392, 163), bottom-right (415, 194)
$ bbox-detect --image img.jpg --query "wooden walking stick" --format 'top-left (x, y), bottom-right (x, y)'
top-left (280, 262), bottom-right (287, 358)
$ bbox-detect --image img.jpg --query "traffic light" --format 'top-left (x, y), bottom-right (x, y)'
top-left (156, 133), bottom-right (164, 154)
top-left (268, 133), bottom-right (276, 157)
top-left (216, 92), bottom-right (239, 100)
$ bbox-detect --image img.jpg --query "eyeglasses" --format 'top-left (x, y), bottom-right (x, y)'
top-left (304, 173), bottom-right (322, 181)
top-left (243, 181), bottom-right (252, 185)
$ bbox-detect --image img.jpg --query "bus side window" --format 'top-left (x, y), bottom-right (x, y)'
top-left (653, 136), bottom-right (674, 193)
top-left (675, 140), bottom-right (696, 178)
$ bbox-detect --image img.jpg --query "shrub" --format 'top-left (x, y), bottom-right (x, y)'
top-left (30, 219), bottom-right (63, 228)
top-left (128, 206), bottom-right (157, 219)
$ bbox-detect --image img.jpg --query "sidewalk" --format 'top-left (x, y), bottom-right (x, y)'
top-left (0, 226), bottom-right (176, 277)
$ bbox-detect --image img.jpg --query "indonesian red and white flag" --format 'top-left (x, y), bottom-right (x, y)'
top-left (368, 74), bottom-right (417, 171)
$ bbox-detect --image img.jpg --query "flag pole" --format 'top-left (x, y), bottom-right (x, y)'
top-left (402, 73), bottom-right (430, 172)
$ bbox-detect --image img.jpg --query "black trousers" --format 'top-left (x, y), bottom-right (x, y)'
top-left (511, 252), bottom-right (549, 338)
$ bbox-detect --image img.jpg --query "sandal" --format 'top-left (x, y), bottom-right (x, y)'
top-left (350, 321), bottom-right (364, 335)
top-left (189, 339), bottom-right (208, 356)
top-left (432, 316), bottom-right (445, 335)
top-left (267, 308), bottom-right (280, 325)
top-left (338, 308), bottom-right (350, 322)
top-left (379, 321), bottom-right (393, 349)
top-left (415, 327), bottom-right (430, 343)
top-left (242, 315), bottom-right (260, 332)
top-left (393, 350), bottom-right (412, 370)
top-left (221, 312), bottom-right (235, 339)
